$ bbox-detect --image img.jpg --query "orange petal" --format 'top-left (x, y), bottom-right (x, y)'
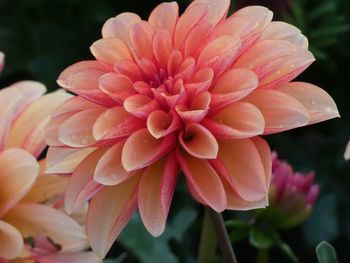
top-left (203, 102), bottom-right (264, 139)
top-left (46, 147), bottom-right (95, 174)
top-left (129, 22), bottom-right (155, 61)
top-left (138, 154), bottom-right (178, 237)
top-left (260, 21), bottom-right (308, 49)
top-left (4, 203), bottom-right (87, 252)
top-left (279, 82), bottom-right (339, 124)
top-left (6, 90), bottom-right (71, 155)
top-left (94, 140), bottom-right (133, 186)
top-left (148, 2), bottom-right (179, 36)
top-left (59, 108), bottom-right (105, 147)
top-left (179, 123), bottom-right (218, 159)
top-left (243, 89), bottom-right (310, 134)
top-left (123, 94), bottom-right (159, 119)
top-left (90, 38), bottom-right (132, 64)
top-left (211, 138), bottom-right (269, 202)
top-left (122, 128), bottom-right (176, 171)
top-left (185, 68), bottom-right (214, 97)
top-left (152, 30), bottom-right (174, 70)
top-left (46, 112), bottom-right (76, 147)
top-left (87, 174), bottom-right (140, 257)
top-left (102, 12), bottom-right (141, 45)
top-left (176, 150), bottom-right (226, 212)
top-left (0, 220), bottom-right (23, 260)
top-left (183, 22), bottom-right (214, 58)
top-left (0, 148), bottom-right (39, 216)
top-left (93, 106), bottom-right (145, 140)
top-left (65, 148), bottom-right (106, 214)
top-left (147, 110), bottom-right (181, 139)
top-left (99, 72), bottom-right (135, 104)
top-left (210, 68), bottom-right (258, 109)
top-left (114, 60), bottom-right (143, 82)
top-left (189, 0), bottom-right (230, 25)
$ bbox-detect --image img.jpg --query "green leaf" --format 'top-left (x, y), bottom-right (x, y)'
top-left (276, 240), bottom-right (299, 263)
top-left (249, 227), bottom-right (276, 249)
top-left (165, 207), bottom-right (197, 241)
top-left (316, 241), bottom-right (338, 263)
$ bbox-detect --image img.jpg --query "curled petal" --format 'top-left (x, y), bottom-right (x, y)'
top-left (279, 82), bottom-right (340, 124)
top-left (243, 89), bottom-right (310, 134)
top-left (65, 148), bottom-right (106, 214)
top-left (211, 68), bottom-right (258, 109)
top-left (94, 140), bottom-right (133, 186)
top-left (176, 150), bottom-right (226, 212)
top-left (179, 123), bottom-right (218, 159)
top-left (122, 128), bottom-right (176, 171)
top-left (0, 220), bottom-right (23, 260)
top-left (87, 175), bottom-right (140, 258)
top-left (4, 203), bottom-right (87, 252)
top-left (59, 108), bottom-right (105, 147)
top-left (138, 154), bottom-right (178, 237)
top-left (148, 2), bottom-right (179, 36)
top-left (185, 68), bottom-right (214, 97)
top-left (123, 94), bottom-right (159, 119)
top-left (93, 106), bottom-right (145, 140)
top-left (261, 21), bottom-right (308, 49)
top-left (46, 147), bottom-right (95, 174)
top-left (175, 92), bottom-right (211, 123)
top-left (147, 110), bottom-right (181, 139)
top-left (90, 38), bottom-right (133, 64)
top-left (211, 138), bottom-right (269, 202)
top-left (0, 148), bottom-right (39, 216)
top-left (203, 102), bottom-right (264, 139)
top-left (102, 12), bottom-right (141, 45)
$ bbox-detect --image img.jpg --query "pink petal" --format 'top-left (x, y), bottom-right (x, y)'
top-left (90, 38), bottom-right (132, 64)
top-left (4, 203), bottom-right (87, 252)
top-left (46, 147), bottom-right (95, 174)
top-left (148, 2), bottom-right (179, 36)
top-left (87, 175), bottom-right (140, 257)
top-left (99, 72), bottom-right (136, 104)
top-left (46, 112), bottom-right (77, 147)
top-left (33, 251), bottom-right (101, 263)
top-left (279, 82), bottom-right (340, 124)
top-left (114, 60), bottom-right (143, 82)
top-left (123, 94), bottom-right (159, 119)
top-left (102, 12), bottom-right (141, 45)
top-left (122, 128), bottom-right (176, 171)
top-left (152, 30), bottom-right (174, 70)
top-left (59, 108), bottom-right (105, 147)
top-left (129, 22), bottom-right (155, 62)
top-left (0, 52), bottom-right (4, 72)
top-left (94, 140), bottom-right (133, 186)
top-left (259, 49), bottom-right (315, 89)
top-left (203, 102), bottom-right (264, 139)
top-left (65, 148), bottom-right (106, 214)
top-left (243, 89), bottom-right (310, 134)
top-left (179, 123), bottom-right (218, 159)
top-left (261, 21), bottom-right (308, 49)
top-left (185, 68), bottom-right (214, 97)
top-left (197, 35), bottom-right (241, 76)
top-left (176, 150), bottom-right (226, 212)
top-left (233, 39), bottom-right (297, 79)
top-left (189, 0), bottom-right (230, 25)
top-left (147, 110), bottom-right (181, 139)
top-left (0, 149), bottom-right (39, 216)
top-left (0, 220), bottom-right (23, 260)
top-left (93, 106), bottom-right (145, 140)
top-left (211, 138), bottom-right (269, 202)
top-left (210, 68), bottom-right (258, 110)
top-left (138, 154), bottom-right (178, 237)
top-left (6, 90), bottom-right (71, 153)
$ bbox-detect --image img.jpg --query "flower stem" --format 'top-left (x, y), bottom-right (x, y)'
top-left (256, 249), bottom-right (269, 263)
top-left (208, 208), bottom-right (238, 263)
top-left (198, 209), bottom-right (217, 263)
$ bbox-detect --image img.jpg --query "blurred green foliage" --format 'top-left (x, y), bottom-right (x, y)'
top-left (1, 0), bottom-right (350, 262)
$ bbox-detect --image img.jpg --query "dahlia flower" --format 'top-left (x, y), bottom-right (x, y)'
top-left (261, 152), bottom-right (320, 228)
top-left (46, 0), bottom-right (338, 257)
top-left (0, 78), bottom-right (98, 262)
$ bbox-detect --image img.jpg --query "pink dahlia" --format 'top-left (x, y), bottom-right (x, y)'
top-left (46, 0), bottom-right (338, 257)
top-left (0, 77), bottom-right (98, 262)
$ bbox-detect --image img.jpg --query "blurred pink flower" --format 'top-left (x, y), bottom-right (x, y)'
top-left (0, 70), bottom-right (99, 262)
top-left (0, 52), bottom-right (4, 73)
top-left (46, 0), bottom-right (338, 256)
top-left (266, 152), bottom-right (320, 228)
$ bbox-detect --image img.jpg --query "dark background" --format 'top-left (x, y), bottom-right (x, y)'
top-left (0, 0), bottom-right (350, 262)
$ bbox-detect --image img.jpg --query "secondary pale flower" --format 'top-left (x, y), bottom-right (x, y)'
top-left (0, 52), bottom-right (4, 72)
top-left (263, 152), bottom-right (320, 228)
top-left (46, 0), bottom-right (338, 257)
top-left (0, 79), bottom-right (98, 262)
